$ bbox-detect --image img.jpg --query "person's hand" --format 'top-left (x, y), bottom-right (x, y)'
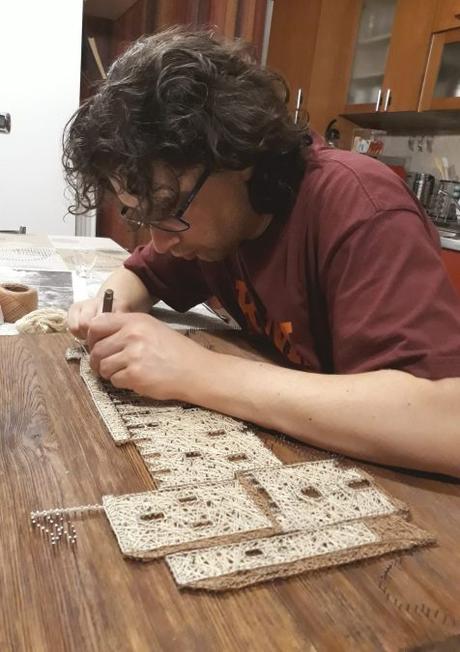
top-left (87, 312), bottom-right (209, 401)
top-left (67, 296), bottom-right (130, 340)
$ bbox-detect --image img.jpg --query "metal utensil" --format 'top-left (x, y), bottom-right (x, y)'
top-left (429, 180), bottom-right (460, 224)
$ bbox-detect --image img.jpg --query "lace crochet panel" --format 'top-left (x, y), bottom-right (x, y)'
top-left (166, 517), bottom-right (433, 590)
top-left (81, 357), bottom-right (280, 487)
top-left (240, 460), bottom-right (403, 532)
top-left (80, 356), bottom-right (186, 444)
top-left (167, 521), bottom-right (378, 583)
top-left (135, 426), bottom-right (282, 488)
top-left (126, 408), bottom-right (250, 440)
top-left (103, 481), bottom-right (276, 559)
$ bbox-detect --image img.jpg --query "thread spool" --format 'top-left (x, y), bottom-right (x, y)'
top-left (0, 283), bottom-right (38, 322)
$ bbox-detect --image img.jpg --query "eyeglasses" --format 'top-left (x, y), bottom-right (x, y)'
top-left (120, 167), bottom-right (210, 232)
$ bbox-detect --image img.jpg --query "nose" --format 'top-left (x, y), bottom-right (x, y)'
top-left (149, 228), bottom-right (181, 255)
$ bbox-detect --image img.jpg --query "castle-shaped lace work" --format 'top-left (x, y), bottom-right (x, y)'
top-left (103, 481), bottom-right (276, 559)
top-left (74, 354), bottom-right (433, 590)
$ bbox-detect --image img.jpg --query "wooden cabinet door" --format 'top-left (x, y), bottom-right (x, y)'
top-left (381, 0), bottom-right (437, 112)
top-left (305, 0), bottom-right (363, 141)
top-left (343, 0), bottom-right (437, 115)
top-left (267, 0), bottom-right (361, 142)
top-left (432, 0), bottom-right (460, 32)
top-left (266, 0), bottom-right (322, 117)
top-left (419, 27), bottom-right (460, 110)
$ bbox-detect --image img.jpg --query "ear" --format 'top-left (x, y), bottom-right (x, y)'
top-left (109, 176), bottom-right (138, 207)
top-left (116, 189), bottom-right (139, 208)
top-left (240, 166), bottom-right (253, 182)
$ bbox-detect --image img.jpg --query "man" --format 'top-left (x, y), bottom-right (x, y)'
top-left (65, 28), bottom-right (460, 477)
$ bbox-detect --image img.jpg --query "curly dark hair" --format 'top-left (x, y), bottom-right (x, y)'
top-left (63, 26), bottom-right (312, 220)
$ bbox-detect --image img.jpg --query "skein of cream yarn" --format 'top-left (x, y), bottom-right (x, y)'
top-left (15, 308), bottom-right (68, 334)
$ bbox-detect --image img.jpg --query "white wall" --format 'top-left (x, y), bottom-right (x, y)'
top-left (0, 0), bottom-right (83, 235)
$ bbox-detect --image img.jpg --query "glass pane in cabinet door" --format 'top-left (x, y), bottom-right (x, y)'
top-left (434, 41), bottom-right (460, 98)
top-left (347, 0), bottom-right (397, 105)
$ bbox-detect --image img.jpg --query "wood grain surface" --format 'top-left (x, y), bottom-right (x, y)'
top-left (1, 333), bottom-right (459, 652)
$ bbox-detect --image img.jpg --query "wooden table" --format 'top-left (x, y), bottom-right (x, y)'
top-left (1, 332), bottom-right (460, 652)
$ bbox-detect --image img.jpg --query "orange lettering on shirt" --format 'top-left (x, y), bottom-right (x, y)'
top-left (281, 325), bottom-right (302, 364)
top-left (275, 322), bottom-right (303, 364)
top-left (235, 280), bottom-right (261, 333)
top-left (235, 280), bottom-right (303, 365)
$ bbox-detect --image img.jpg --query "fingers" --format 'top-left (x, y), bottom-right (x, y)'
top-left (90, 332), bottom-right (124, 373)
top-left (108, 367), bottom-right (134, 390)
top-left (68, 295), bottom-right (133, 341)
top-left (67, 299), bottom-right (98, 340)
top-left (86, 313), bottom-right (132, 350)
top-left (97, 351), bottom-right (127, 382)
top-left (87, 312), bottom-right (159, 350)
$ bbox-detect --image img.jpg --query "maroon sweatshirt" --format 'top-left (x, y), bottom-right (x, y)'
top-left (125, 140), bottom-right (460, 379)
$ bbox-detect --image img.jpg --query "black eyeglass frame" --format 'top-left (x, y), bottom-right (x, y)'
top-left (119, 167), bottom-right (210, 232)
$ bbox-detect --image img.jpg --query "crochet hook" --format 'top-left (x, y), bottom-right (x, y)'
top-left (102, 289), bottom-right (114, 313)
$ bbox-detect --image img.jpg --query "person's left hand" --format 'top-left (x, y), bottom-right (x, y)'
top-left (87, 312), bottom-right (209, 401)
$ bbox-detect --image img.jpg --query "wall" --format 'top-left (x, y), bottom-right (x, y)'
top-left (0, 0), bottom-right (83, 235)
top-left (381, 134), bottom-right (460, 180)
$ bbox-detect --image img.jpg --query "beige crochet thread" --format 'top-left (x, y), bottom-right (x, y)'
top-left (134, 420), bottom-right (282, 488)
top-left (103, 481), bottom-right (277, 559)
top-left (239, 459), bottom-right (406, 533)
top-left (166, 516), bottom-right (433, 591)
top-left (15, 307), bottom-right (68, 334)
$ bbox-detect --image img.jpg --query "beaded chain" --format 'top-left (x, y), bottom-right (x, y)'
top-left (30, 504), bottom-right (104, 547)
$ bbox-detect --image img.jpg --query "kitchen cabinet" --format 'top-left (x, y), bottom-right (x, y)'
top-left (419, 27), bottom-right (460, 111)
top-left (345, 0), bottom-right (397, 111)
top-left (344, 0), bottom-right (437, 115)
top-left (267, 0), bottom-right (322, 119)
top-left (267, 0), bottom-right (361, 146)
top-left (432, 0), bottom-right (460, 32)
top-left (267, 0), bottom-right (460, 137)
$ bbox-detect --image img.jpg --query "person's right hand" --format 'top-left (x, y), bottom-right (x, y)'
top-left (67, 296), bottom-right (130, 341)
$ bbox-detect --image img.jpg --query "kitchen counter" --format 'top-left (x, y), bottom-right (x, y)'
top-left (440, 235), bottom-right (460, 252)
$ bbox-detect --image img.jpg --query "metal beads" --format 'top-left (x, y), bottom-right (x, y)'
top-left (30, 504), bottom-right (103, 548)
